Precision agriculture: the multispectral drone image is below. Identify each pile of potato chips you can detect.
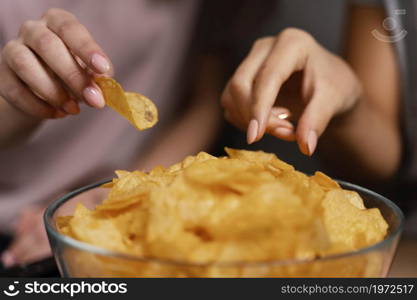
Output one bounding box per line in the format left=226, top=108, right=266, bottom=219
left=57, top=148, right=389, bottom=277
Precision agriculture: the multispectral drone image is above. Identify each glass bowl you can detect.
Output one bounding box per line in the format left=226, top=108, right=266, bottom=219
left=44, top=179, right=404, bottom=277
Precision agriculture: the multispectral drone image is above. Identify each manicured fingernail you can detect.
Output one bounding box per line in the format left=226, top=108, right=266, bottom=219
left=91, top=53, right=110, bottom=74
left=307, top=130, right=317, bottom=156
left=279, top=121, right=294, bottom=130
left=54, top=110, right=66, bottom=119
left=62, top=101, right=80, bottom=115
left=247, top=119, right=259, bottom=144
left=83, top=87, right=105, bottom=108
left=255, top=113, right=268, bottom=142
left=1, top=251, right=16, bottom=268
left=274, top=127, right=293, bottom=136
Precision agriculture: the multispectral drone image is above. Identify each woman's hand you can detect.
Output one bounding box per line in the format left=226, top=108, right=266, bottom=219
left=1, top=205, right=50, bottom=267
left=1, top=188, right=108, bottom=267
left=0, top=8, right=112, bottom=120
left=221, top=28, right=362, bottom=155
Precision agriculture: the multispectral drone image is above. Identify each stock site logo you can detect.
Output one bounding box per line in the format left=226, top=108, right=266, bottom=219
left=371, top=9, right=407, bottom=43
left=3, top=281, right=20, bottom=297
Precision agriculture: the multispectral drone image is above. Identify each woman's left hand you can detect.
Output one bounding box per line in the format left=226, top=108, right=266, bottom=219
left=1, top=205, right=50, bottom=267
left=221, top=28, right=362, bottom=155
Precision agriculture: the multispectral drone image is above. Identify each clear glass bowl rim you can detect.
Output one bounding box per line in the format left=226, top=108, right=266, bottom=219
left=44, top=179, right=405, bottom=268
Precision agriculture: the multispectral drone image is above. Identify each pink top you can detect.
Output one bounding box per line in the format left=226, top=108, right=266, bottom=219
left=0, top=0, right=199, bottom=233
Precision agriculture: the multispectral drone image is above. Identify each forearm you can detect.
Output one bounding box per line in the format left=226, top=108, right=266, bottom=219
left=318, top=5, right=401, bottom=183
left=0, top=96, right=41, bottom=148
left=319, top=96, right=401, bottom=182
left=136, top=56, right=223, bottom=171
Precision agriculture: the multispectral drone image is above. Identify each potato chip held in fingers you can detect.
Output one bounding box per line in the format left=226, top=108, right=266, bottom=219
left=95, top=77, right=158, bottom=130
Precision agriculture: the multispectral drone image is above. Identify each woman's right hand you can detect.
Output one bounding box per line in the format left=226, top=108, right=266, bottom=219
left=0, top=8, right=112, bottom=119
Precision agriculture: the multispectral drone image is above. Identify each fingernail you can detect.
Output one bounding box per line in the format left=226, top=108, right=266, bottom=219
left=255, top=113, right=268, bottom=142
left=54, top=110, right=66, bottom=119
left=83, top=87, right=105, bottom=108
left=307, top=130, right=317, bottom=156
left=1, top=251, right=16, bottom=268
left=280, top=121, right=294, bottom=130
left=62, top=101, right=80, bottom=115
left=274, top=127, right=293, bottom=136
left=91, top=53, right=110, bottom=74
left=247, top=119, right=259, bottom=144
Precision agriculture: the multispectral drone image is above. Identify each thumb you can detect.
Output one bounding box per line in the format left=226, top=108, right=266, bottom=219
left=1, top=251, right=16, bottom=268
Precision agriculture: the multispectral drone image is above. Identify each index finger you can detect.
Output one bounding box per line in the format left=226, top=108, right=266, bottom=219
left=43, top=8, right=113, bottom=75
left=252, top=29, right=310, bottom=141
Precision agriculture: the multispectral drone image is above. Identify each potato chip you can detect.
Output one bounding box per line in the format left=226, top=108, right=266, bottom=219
left=68, top=204, right=129, bottom=253
left=321, top=189, right=388, bottom=253
left=95, top=77, right=158, bottom=130
left=225, top=147, right=294, bottom=171
left=311, top=171, right=340, bottom=190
